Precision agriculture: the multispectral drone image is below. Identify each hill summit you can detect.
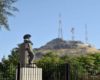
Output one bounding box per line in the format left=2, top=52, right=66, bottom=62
left=35, top=38, right=100, bottom=59
left=40, top=38, right=89, bottom=50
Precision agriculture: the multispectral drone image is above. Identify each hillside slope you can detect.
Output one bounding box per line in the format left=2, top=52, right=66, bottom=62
left=35, top=38, right=100, bottom=59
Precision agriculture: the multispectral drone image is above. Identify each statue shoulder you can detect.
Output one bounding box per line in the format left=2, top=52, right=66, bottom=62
left=18, top=43, right=25, bottom=48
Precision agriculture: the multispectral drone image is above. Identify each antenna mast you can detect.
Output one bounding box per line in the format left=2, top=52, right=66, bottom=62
left=85, top=24, right=88, bottom=43
left=71, top=27, right=75, bottom=41
left=58, top=13, right=63, bottom=39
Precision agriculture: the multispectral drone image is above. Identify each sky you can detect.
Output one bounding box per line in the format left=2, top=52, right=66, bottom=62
left=0, top=0, right=100, bottom=60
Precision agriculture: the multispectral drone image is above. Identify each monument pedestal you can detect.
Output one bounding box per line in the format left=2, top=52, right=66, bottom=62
left=16, top=67, right=42, bottom=80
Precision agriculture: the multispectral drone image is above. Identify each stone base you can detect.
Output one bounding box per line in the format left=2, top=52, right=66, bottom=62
left=16, top=67, right=42, bottom=80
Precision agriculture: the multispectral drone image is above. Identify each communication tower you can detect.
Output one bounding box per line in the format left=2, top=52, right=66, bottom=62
left=85, top=24, right=88, bottom=43
left=71, top=27, right=75, bottom=41
left=58, top=13, right=63, bottom=40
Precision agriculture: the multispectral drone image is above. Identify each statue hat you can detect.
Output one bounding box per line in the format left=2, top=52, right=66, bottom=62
left=23, top=34, right=31, bottom=39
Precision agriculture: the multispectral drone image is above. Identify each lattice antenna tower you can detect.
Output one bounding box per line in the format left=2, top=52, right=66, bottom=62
left=71, top=27, right=75, bottom=41
left=58, top=13, right=63, bottom=40
left=85, top=24, right=88, bottom=43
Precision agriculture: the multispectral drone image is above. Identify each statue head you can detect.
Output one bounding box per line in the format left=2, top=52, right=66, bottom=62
left=23, top=34, right=31, bottom=40
left=23, top=34, right=33, bottom=45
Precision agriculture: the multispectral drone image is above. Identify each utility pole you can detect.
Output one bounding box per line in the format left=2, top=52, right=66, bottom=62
left=58, top=13, right=63, bottom=40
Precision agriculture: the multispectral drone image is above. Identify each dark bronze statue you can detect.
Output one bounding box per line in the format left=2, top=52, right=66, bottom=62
left=19, top=34, right=34, bottom=67
left=23, top=34, right=34, bottom=65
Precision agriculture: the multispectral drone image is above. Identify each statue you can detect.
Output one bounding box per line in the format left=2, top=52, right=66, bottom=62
left=18, top=34, right=34, bottom=67
left=16, top=34, right=42, bottom=80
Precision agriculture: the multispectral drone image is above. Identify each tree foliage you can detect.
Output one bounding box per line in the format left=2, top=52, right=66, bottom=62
left=0, top=0, right=18, bottom=30
left=36, top=52, right=100, bottom=80
left=0, top=48, right=100, bottom=80
left=0, top=48, right=19, bottom=80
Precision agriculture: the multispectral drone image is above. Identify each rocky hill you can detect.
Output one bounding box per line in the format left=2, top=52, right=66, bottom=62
left=39, top=38, right=85, bottom=49
left=35, top=38, right=100, bottom=59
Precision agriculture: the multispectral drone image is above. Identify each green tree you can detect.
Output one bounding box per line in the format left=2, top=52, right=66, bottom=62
left=0, top=48, right=19, bottom=80
left=0, top=0, right=18, bottom=30
left=0, top=47, right=100, bottom=80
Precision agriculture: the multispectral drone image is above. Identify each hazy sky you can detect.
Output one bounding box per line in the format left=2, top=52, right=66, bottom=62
left=0, top=0, right=100, bottom=60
